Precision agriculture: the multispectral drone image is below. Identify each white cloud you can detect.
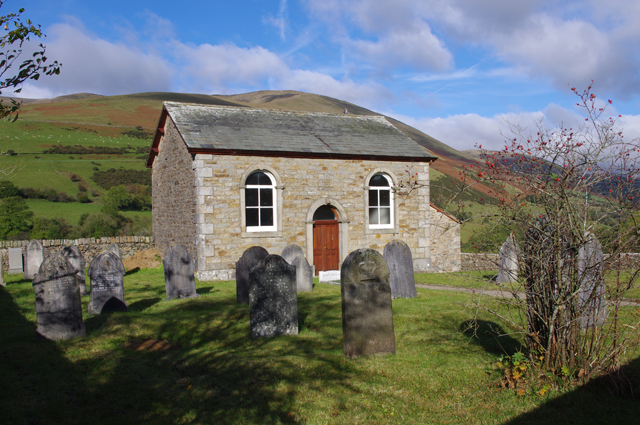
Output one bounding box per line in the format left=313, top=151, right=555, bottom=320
left=264, top=0, right=289, bottom=41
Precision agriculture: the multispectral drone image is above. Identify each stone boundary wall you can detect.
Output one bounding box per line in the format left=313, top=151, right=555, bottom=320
left=1, top=236, right=154, bottom=272
left=461, top=252, right=640, bottom=271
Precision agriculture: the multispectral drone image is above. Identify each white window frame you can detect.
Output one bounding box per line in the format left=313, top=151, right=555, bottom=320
left=368, top=173, right=394, bottom=230
left=245, top=171, right=277, bottom=233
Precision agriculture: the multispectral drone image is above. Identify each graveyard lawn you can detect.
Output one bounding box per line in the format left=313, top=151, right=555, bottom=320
left=1, top=269, right=640, bottom=424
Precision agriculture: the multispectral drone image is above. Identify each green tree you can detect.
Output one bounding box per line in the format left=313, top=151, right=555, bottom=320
left=0, top=195, right=32, bottom=239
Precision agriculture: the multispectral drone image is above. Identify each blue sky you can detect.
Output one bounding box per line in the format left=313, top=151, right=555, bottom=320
left=7, top=0, right=640, bottom=151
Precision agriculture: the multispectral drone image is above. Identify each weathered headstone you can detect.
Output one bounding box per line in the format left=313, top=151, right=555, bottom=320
left=24, top=239, right=44, bottom=280
left=32, top=253, right=85, bottom=340
left=249, top=255, right=298, bottom=339
left=61, top=245, right=87, bottom=295
left=88, top=251, right=127, bottom=315
left=0, top=256, right=4, bottom=287
left=281, top=244, right=305, bottom=265
left=164, top=245, right=200, bottom=300
left=577, top=233, right=606, bottom=328
left=236, top=246, right=269, bottom=304
left=341, top=248, right=395, bottom=358
left=383, top=240, right=417, bottom=299
left=106, top=243, right=122, bottom=259
left=8, top=247, right=23, bottom=274
left=496, top=233, right=521, bottom=284
left=319, top=270, right=340, bottom=284
left=292, top=255, right=313, bottom=292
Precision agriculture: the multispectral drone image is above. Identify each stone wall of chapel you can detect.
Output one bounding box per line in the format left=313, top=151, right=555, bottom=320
left=429, top=206, right=461, bottom=272
left=192, top=154, right=431, bottom=281
left=152, top=119, right=197, bottom=259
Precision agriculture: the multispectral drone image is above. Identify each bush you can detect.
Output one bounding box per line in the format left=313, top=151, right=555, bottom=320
left=0, top=181, right=20, bottom=198
left=0, top=196, right=33, bottom=240
left=92, top=168, right=151, bottom=190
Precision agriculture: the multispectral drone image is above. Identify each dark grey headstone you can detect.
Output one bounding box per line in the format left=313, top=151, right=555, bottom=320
left=236, top=246, right=269, bottom=304
left=32, top=253, right=85, bottom=340
left=164, top=245, right=200, bottom=300
left=578, top=233, right=606, bottom=328
left=8, top=247, right=23, bottom=274
left=281, top=244, right=305, bottom=265
left=249, top=255, right=298, bottom=339
left=292, top=255, right=313, bottom=292
left=341, top=248, right=395, bottom=358
left=106, top=243, right=122, bottom=259
left=496, top=233, right=520, bottom=284
left=61, top=245, right=87, bottom=295
left=24, top=239, right=44, bottom=280
left=88, top=251, right=127, bottom=315
left=383, top=240, right=417, bottom=299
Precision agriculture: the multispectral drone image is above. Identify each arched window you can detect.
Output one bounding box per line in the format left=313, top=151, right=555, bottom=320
left=368, top=173, right=393, bottom=229
left=245, top=171, right=277, bottom=232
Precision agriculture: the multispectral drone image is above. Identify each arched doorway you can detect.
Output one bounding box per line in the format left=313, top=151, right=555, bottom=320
left=313, top=205, right=340, bottom=272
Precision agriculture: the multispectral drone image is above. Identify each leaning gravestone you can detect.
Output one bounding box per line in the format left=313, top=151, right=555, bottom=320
left=164, top=245, right=200, bottom=300
left=88, top=251, right=127, bottom=315
left=236, top=246, right=269, bottom=304
left=292, top=255, right=313, bottom=292
left=32, top=253, right=85, bottom=340
left=249, top=255, right=298, bottom=339
left=496, top=233, right=521, bottom=284
left=24, top=239, right=44, bottom=280
left=106, top=243, right=122, bottom=259
left=281, top=244, right=305, bottom=265
left=341, top=248, right=395, bottom=358
left=61, top=245, right=87, bottom=295
left=8, top=247, right=23, bottom=274
left=578, top=233, right=606, bottom=328
left=383, top=240, right=417, bottom=299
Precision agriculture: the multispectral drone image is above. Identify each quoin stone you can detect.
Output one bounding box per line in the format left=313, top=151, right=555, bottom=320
left=578, top=233, right=607, bottom=328
left=32, top=253, right=85, bottom=340
left=164, top=245, right=200, bottom=300
left=249, top=255, right=298, bottom=339
left=292, top=255, right=313, bottom=292
left=281, top=244, right=305, bottom=265
left=61, top=245, right=87, bottom=295
left=88, top=251, right=127, bottom=315
left=496, top=233, right=520, bottom=284
left=8, top=247, right=23, bottom=274
left=341, top=248, right=395, bottom=358
left=236, top=246, right=269, bottom=304
left=106, top=243, right=122, bottom=259
left=24, top=239, right=44, bottom=280
left=383, top=240, right=417, bottom=299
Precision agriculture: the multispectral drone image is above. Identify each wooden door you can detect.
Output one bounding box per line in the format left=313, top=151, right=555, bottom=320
left=313, top=220, right=339, bottom=272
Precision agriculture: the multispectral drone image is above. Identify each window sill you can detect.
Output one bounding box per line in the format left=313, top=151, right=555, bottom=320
left=241, top=231, right=283, bottom=238
left=365, top=227, right=398, bottom=235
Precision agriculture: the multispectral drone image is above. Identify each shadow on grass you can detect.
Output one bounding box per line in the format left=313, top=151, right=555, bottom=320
left=125, top=267, right=141, bottom=276
left=196, top=285, right=216, bottom=295
left=127, top=297, right=161, bottom=312
left=459, top=319, right=522, bottom=355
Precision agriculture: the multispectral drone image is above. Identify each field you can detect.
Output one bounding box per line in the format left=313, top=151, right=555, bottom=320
left=2, top=269, right=639, bottom=424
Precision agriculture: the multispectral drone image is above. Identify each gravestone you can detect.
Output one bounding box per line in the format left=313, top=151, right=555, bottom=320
left=319, top=270, right=340, bottom=284
left=341, top=248, right=395, bottom=358
left=578, top=233, right=606, bottom=328
left=0, top=256, right=4, bottom=287
left=383, top=240, right=417, bottom=299
left=8, top=247, right=23, bottom=274
left=236, top=246, right=269, bottom=304
left=292, top=255, right=313, bottom=292
left=32, top=253, right=85, bottom=340
left=249, top=255, right=298, bottom=339
left=24, top=239, right=44, bottom=280
left=106, top=243, right=122, bottom=259
left=496, top=233, right=521, bottom=284
left=164, top=245, right=200, bottom=300
left=281, top=244, right=305, bottom=265
left=88, top=251, right=127, bottom=315
left=61, top=245, right=87, bottom=295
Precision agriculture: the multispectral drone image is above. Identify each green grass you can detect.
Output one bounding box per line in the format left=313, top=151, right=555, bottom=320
left=2, top=269, right=639, bottom=424
left=25, top=199, right=152, bottom=224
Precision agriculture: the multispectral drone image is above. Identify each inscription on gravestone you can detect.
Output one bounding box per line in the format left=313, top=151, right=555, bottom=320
left=578, top=233, right=606, bottom=328
left=236, top=246, right=269, bottom=304
left=341, top=248, right=395, bottom=358
left=249, top=255, right=298, bottom=339
left=32, top=253, right=85, bottom=340
left=383, top=240, right=417, bottom=299
left=8, top=247, right=23, bottom=274
left=281, top=244, right=305, bottom=265
left=24, top=239, right=44, bottom=280
left=88, top=251, right=127, bottom=315
left=292, top=255, right=313, bottom=292
left=61, top=245, right=87, bottom=295
left=164, top=245, right=200, bottom=300
left=496, top=233, right=520, bottom=284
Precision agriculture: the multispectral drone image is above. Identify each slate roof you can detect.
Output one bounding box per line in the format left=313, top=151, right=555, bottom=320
left=151, top=102, right=436, bottom=163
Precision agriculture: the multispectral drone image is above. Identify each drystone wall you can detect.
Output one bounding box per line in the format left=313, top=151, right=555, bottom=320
left=460, top=252, right=640, bottom=272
